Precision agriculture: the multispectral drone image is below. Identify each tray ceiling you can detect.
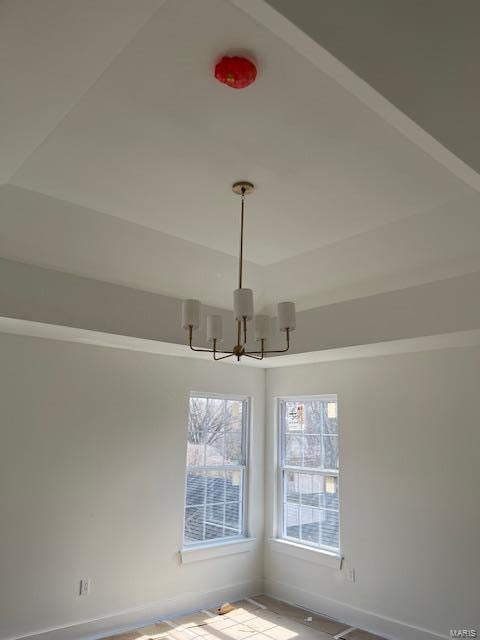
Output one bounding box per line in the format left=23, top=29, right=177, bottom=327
left=1, top=0, right=479, bottom=310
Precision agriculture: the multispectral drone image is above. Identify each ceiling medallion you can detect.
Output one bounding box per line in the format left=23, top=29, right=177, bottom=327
left=182, top=182, right=296, bottom=362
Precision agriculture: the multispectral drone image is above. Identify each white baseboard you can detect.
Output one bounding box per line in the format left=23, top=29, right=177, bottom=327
left=10, top=579, right=262, bottom=640
left=264, top=577, right=449, bottom=640
left=9, top=576, right=450, bottom=640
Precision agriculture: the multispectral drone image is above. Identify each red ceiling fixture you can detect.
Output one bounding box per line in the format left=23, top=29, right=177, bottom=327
left=214, top=55, right=257, bottom=89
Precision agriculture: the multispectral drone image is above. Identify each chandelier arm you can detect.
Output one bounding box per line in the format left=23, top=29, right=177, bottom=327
left=188, top=326, right=212, bottom=352
left=188, top=344, right=223, bottom=353
left=244, top=352, right=264, bottom=360
left=188, top=327, right=233, bottom=354
left=213, top=351, right=235, bottom=361
left=213, top=338, right=235, bottom=360
left=249, top=330, right=291, bottom=354
left=244, top=338, right=265, bottom=358
left=264, top=329, right=290, bottom=353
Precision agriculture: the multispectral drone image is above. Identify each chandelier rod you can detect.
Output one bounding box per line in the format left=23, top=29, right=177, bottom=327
left=238, top=187, right=245, bottom=289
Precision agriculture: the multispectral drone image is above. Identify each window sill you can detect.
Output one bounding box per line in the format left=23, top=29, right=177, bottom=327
left=268, top=538, right=342, bottom=569
left=180, top=537, right=256, bottom=564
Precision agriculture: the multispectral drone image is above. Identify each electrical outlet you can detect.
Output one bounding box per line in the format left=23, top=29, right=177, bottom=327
left=79, top=578, right=90, bottom=596
left=346, top=565, right=356, bottom=583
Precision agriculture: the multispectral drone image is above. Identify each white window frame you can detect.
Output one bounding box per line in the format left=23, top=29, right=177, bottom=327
left=182, top=391, right=250, bottom=548
left=277, top=395, right=340, bottom=555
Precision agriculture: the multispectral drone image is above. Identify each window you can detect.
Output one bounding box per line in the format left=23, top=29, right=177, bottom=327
left=278, top=396, right=340, bottom=553
left=183, top=393, right=249, bottom=546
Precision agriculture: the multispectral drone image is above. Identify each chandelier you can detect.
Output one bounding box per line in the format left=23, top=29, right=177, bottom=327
left=181, top=181, right=296, bottom=361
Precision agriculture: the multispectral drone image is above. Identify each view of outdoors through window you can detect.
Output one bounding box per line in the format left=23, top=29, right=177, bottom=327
left=184, top=395, right=247, bottom=545
left=280, top=397, right=339, bottom=552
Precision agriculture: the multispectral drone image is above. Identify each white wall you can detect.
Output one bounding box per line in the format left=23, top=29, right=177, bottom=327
left=0, top=333, right=265, bottom=640
left=265, top=346, right=480, bottom=639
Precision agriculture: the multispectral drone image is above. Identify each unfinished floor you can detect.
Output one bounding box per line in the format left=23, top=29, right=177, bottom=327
left=103, top=595, right=384, bottom=640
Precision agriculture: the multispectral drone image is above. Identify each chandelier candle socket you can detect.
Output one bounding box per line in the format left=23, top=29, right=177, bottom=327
left=182, top=181, right=296, bottom=361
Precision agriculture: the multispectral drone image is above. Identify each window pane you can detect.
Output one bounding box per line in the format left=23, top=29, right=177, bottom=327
left=206, top=503, right=224, bottom=526
left=186, top=471, right=205, bottom=506
left=324, top=405, right=338, bottom=434
left=224, top=526, right=240, bottom=538
left=285, top=434, right=303, bottom=466
left=225, top=502, right=240, bottom=530
left=286, top=471, right=300, bottom=504
left=205, top=398, right=226, bottom=433
left=205, top=523, right=224, bottom=539
left=225, top=400, right=243, bottom=432
left=324, top=475, right=339, bottom=510
left=186, top=444, right=204, bottom=467
left=225, top=469, right=241, bottom=502
left=322, top=435, right=339, bottom=470
left=301, top=507, right=319, bottom=544
left=187, top=397, right=207, bottom=466
left=300, top=472, right=321, bottom=507
left=206, top=470, right=225, bottom=503
left=224, top=432, right=242, bottom=465
left=286, top=402, right=305, bottom=431
left=205, top=432, right=224, bottom=465
left=184, top=506, right=204, bottom=543
left=285, top=503, right=299, bottom=538
left=302, top=399, right=339, bottom=435
left=320, top=509, right=340, bottom=549
left=303, top=435, right=321, bottom=467
left=304, top=401, right=322, bottom=433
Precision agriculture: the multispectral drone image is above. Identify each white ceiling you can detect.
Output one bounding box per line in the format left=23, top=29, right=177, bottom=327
left=1, top=0, right=479, bottom=311
left=0, top=0, right=162, bottom=184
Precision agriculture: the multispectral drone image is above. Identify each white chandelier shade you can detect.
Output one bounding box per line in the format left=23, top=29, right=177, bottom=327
left=181, top=182, right=296, bottom=361
left=278, top=301, right=296, bottom=332
left=233, top=288, right=254, bottom=321
left=254, top=314, right=270, bottom=341
left=206, top=314, right=223, bottom=343
left=182, top=299, right=201, bottom=330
